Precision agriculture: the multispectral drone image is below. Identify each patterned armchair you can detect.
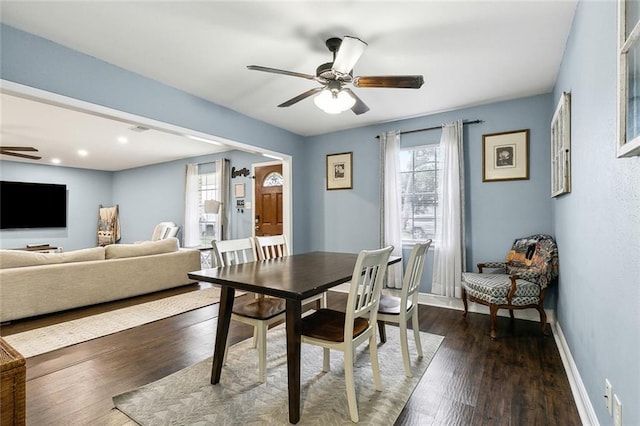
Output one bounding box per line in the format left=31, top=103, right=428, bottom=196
left=461, top=234, right=559, bottom=340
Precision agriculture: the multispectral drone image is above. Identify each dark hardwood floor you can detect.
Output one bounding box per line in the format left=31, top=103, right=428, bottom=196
left=1, top=284, right=581, bottom=425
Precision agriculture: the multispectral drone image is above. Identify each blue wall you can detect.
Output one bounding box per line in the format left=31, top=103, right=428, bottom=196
left=2, top=7, right=640, bottom=423
left=0, top=24, right=311, bottom=252
left=305, top=94, right=553, bottom=294
left=0, top=162, right=113, bottom=250
left=552, top=2, right=640, bottom=424
left=0, top=149, right=268, bottom=250
left=112, top=150, right=269, bottom=245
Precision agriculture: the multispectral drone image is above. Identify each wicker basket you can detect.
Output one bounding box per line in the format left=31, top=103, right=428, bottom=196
left=0, top=337, right=26, bottom=426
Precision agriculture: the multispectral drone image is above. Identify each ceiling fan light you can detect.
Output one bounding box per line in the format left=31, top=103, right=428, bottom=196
left=314, top=89, right=355, bottom=114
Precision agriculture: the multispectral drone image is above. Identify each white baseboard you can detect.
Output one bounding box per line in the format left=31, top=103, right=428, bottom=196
left=552, top=322, right=599, bottom=426
left=415, top=292, right=556, bottom=324
left=333, top=285, right=594, bottom=425
left=333, top=285, right=555, bottom=323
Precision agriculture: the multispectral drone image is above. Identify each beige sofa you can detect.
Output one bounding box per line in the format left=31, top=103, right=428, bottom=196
left=0, top=238, right=202, bottom=322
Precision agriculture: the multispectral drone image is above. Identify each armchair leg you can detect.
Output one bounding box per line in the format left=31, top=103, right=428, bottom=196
left=489, top=304, right=499, bottom=340
left=537, top=303, right=549, bottom=336
left=461, top=287, right=468, bottom=317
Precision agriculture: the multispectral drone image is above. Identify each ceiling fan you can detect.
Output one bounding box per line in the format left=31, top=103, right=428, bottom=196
left=247, top=36, right=424, bottom=115
left=1, top=146, right=41, bottom=160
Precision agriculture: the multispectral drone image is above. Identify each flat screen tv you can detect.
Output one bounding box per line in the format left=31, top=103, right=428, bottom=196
left=0, top=181, right=67, bottom=229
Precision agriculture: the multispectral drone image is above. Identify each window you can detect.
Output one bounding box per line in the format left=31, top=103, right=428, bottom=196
left=617, top=0, right=640, bottom=157
left=263, top=171, right=283, bottom=187
left=400, top=145, right=439, bottom=242
left=198, top=172, right=219, bottom=247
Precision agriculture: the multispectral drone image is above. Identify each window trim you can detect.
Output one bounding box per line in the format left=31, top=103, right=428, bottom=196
left=617, top=0, right=640, bottom=157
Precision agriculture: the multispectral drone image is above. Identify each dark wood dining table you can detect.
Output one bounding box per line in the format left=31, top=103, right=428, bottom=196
left=187, top=251, right=400, bottom=424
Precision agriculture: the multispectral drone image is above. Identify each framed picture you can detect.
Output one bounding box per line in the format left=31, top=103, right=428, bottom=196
left=326, top=152, right=353, bottom=190
left=234, top=183, right=245, bottom=198
left=482, top=129, right=529, bottom=182
left=551, top=92, right=571, bottom=197
left=616, top=0, right=640, bottom=157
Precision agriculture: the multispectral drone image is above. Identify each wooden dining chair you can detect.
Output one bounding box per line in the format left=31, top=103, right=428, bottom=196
left=254, top=235, right=327, bottom=309
left=377, top=240, right=431, bottom=377
left=300, top=245, right=393, bottom=423
left=212, top=237, right=285, bottom=383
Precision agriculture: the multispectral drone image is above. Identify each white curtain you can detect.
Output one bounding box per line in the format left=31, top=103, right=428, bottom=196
left=380, top=131, right=403, bottom=288
left=183, top=163, right=200, bottom=247
left=215, top=159, right=231, bottom=240
left=432, top=120, right=466, bottom=297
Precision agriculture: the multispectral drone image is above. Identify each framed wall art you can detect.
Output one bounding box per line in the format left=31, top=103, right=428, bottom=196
left=616, top=0, right=640, bottom=157
left=326, top=152, right=353, bottom=190
left=234, top=183, right=245, bottom=198
left=551, top=92, right=571, bottom=197
left=482, top=129, right=529, bottom=182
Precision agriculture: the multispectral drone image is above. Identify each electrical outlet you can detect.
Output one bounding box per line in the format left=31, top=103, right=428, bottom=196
left=613, top=394, right=622, bottom=426
left=605, top=379, right=613, bottom=415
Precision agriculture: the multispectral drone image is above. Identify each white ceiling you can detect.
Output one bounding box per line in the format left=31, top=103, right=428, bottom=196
left=1, top=92, right=229, bottom=171
left=0, top=0, right=577, bottom=170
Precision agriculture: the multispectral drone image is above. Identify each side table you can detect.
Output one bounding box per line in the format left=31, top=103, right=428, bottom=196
left=0, top=337, right=26, bottom=426
left=182, top=245, right=214, bottom=268
left=13, top=245, right=59, bottom=253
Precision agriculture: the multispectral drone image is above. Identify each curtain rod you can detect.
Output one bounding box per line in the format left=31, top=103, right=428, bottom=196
left=375, top=119, right=483, bottom=138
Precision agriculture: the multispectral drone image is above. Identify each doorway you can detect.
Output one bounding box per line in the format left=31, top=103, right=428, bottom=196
left=254, top=163, right=283, bottom=236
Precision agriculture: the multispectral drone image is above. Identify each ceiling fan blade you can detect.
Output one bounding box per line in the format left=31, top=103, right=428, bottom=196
left=1, top=150, right=42, bottom=160
left=0, top=146, right=39, bottom=152
left=278, top=87, right=325, bottom=108
left=353, top=75, right=424, bottom=89
left=247, top=65, right=319, bottom=81
left=343, top=88, right=370, bottom=115
left=332, top=36, right=367, bottom=75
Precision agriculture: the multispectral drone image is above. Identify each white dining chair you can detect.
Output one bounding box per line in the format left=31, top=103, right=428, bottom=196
left=300, top=245, right=393, bottom=423
left=377, top=240, right=431, bottom=377
left=254, top=235, right=327, bottom=309
left=212, top=237, right=285, bottom=383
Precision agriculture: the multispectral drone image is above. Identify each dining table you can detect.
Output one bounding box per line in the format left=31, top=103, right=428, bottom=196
left=187, top=250, right=400, bottom=424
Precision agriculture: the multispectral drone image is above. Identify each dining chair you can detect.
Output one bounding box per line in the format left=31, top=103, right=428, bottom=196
left=300, top=245, right=393, bottom=423
left=212, top=237, right=285, bottom=383
left=254, top=235, right=327, bottom=309
left=377, top=240, right=431, bottom=377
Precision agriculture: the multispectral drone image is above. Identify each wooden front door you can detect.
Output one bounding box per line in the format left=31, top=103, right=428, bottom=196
left=254, top=163, right=283, bottom=236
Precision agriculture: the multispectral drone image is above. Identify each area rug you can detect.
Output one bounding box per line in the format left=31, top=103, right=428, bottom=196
left=4, top=287, right=223, bottom=358
left=113, top=325, right=444, bottom=425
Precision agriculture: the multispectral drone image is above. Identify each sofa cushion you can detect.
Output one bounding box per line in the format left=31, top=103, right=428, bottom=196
left=0, top=247, right=106, bottom=269
left=105, top=237, right=179, bottom=259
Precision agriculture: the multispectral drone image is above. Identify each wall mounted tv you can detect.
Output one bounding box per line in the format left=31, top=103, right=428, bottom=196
left=0, top=181, right=68, bottom=229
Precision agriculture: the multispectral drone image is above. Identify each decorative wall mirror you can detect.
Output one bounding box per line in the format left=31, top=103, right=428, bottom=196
left=551, top=91, right=571, bottom=197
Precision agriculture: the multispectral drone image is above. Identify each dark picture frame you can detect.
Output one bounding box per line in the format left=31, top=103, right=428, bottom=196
left=482, top=129, right=529, bottom=182
left=326, top=152, right=353, bottom=190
